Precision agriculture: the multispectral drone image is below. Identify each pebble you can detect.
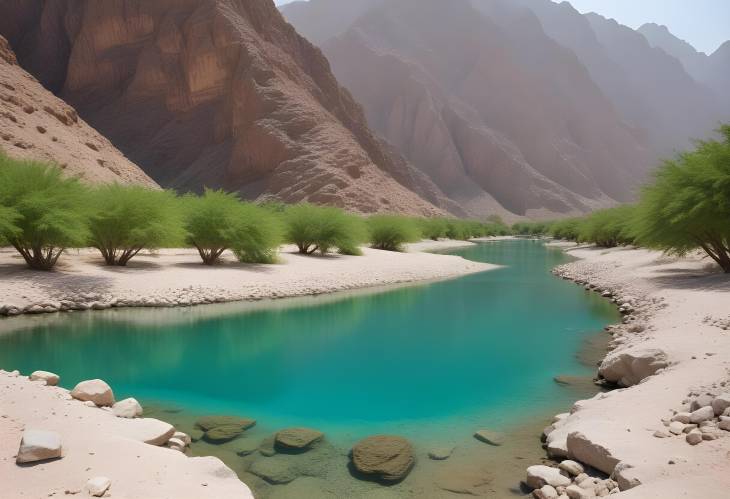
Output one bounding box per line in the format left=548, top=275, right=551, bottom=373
left=85, top=477, right=111, bottom=497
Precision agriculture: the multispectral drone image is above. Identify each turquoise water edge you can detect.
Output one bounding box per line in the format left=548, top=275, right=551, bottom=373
left=0, top=240, right=619, bottom=496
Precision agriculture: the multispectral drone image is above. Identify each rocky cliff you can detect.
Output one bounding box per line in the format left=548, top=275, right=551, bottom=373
left=0, top=0, right=451, bottom=216
left=287, top=0, right=651, bottom=218
left=0, top=35, right=157, bottom=187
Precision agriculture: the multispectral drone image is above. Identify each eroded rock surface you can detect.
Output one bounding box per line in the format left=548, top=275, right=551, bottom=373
left=351, top=435, right=414, bottom=482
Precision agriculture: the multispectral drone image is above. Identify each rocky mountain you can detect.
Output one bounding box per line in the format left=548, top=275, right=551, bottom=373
left=285, top=0, right=653, bottom=218
left=0, top=0, right=452, bottom=216
left=0, top=35, right=157, bottom=187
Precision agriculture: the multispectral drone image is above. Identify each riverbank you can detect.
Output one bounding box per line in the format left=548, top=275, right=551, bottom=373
left=525, top=244, right=730, bottom=498
left=0, top=239, right=494, bottom=317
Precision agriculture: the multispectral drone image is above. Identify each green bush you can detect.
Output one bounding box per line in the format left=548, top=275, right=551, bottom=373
left=0, top=154, right=89, bottom=270
left=511, top=221, right=550, bottom=236
left=367, top=215, right=421, bottom=251
left=88, top=185, right=183, bottom=266
left=630, top=125, right=730, bottom=272
left=577, top=206, right=636, bottom=247
left=284, top=203, right=366, bottom=255
left=182, top=189, right=281, bottom=265
left=550, top=218, right=581, bottom=241
left=418, top=217, right=449, bottom=240
left=445, top=219, right=473, bottom=240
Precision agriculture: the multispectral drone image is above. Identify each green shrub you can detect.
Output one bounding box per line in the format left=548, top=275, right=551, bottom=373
left=577, top=206, right=636, bottom=247
left=445, top=219, right=472, bottom=240
left=367, top=215, right=421, bottom=251
left=511, top=221, right=550, bottom=236
left=550, top=218, right=581, bottom=241
left=182, top=189, right=281, bottom=265
left=88, top=185, right=183, bottom=266
left=418, top=217, right=449, bottom=240
left=630, top=125, right=730, bottom=272
left=0, top=154, right=89, bottom=270
left=284, top=203, right=366, bottom=255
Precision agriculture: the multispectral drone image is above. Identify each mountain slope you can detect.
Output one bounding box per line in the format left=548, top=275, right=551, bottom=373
left=0, top=35, right=157, bottom=187
left=0, top=0, right=452, bottom=216
left=289, top=0, right=651, bottom=218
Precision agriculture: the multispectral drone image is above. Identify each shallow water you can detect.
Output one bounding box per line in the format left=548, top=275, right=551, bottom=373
left=0, top=240, right=618, bottom=497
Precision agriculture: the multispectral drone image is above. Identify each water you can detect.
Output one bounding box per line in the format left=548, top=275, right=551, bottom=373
left=0, top=240, right=618, bottom=496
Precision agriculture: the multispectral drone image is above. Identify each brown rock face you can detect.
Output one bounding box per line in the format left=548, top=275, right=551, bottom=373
left=287, top=0, right=653, bottom=218
left=0, top=0, right=451, bottom=216
left=0, top=35, right=156, bottom=187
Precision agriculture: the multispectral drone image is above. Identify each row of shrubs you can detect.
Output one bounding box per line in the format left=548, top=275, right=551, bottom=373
left=511, top=125, right=730, bottom=273
left=0, top=154, right=511, bottom=270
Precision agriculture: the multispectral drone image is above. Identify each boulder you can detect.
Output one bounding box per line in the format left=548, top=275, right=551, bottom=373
left=598, top=348, right=668, bottom=387
left=275, top=428, right=324, bottom=450
left=351, top=435, right=414, bottom=482
left=525, top=465, right=571, bottom=489
left=534, top=485, right=559, bottom=499
left=668, top=421, right=686, bottom=435
left=689, top=406, right=714, bottom=424
left=474, top=429, right=504, bottom=446
left=16, top=429, right=62, bottom=463
left=173, top=431, right=191, bottom=446
left=231, top=438, right=260, bottom=456
left=686, top=429, right=703, bottom=445
left=711, top=393, right=730, bottom=416
left=70, top=379, right=115, bottom=407
left=671, top=412, right=691, bottom=424
left=719, top=418, right=730, bottom=431
left=85, top=476, right=111, bottom=497
left=29, top=371, right=59, bottom=386
left=566, top=432, right=619, bottom=475
left=690, top=394, right=714, bottom=411
left=249, top=457, right=297, bottom=484
left=204, top=424, right=244, bottom=443
left=120, top=418, right=175, bottom=446
left=611, top=462, right=641, bottom=491
left=195, top=415, right=256, bottom=431
left=558, top=460, right=584, bottom=477
left=565, top=484, right=591, bottom=499
left=112, top=398, right=143, bottom=418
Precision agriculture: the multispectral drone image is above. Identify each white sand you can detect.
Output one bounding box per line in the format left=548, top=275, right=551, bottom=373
left=0, top=240, right=494, bottom=315
left=541, top=245, right=730, bottom=497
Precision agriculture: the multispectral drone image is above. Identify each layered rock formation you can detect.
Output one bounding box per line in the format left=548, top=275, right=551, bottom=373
left=0, top=35, right=157, bottom=187
left=0, top=0, right=451, bottom=216
left=286, top=0, right=652, bottom=218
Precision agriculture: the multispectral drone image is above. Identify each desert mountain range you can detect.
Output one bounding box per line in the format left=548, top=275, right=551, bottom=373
left=0, top=0, right=727, bottom=219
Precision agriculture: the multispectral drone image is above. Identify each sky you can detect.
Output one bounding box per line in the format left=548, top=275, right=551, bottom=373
left=274, top=0, right=730, bottom=55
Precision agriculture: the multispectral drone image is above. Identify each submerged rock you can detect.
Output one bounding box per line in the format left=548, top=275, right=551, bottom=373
left=195, top=415, right=256, bottom=444
left=275, top=428, right=324, bottom=451
left=16, top=429, right=62, bottom=464
left=249, top=457, right=297, bottom=484
left=70, top=379, right=115, bottom=407
left=204, top=425, right=245, bottom=443
left=428, top=447, right=454, bottom=460
left=474, top=429, right=504, bottom=446
left=268, top=477, right=338, bottom=499
left=351, top=435, right=414, bottom=482
left=231, top=438, right=260, bottom=456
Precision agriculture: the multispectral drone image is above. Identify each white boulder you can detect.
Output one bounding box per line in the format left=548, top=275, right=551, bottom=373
left=598, top=348, right=668, bottom=387
left=534, top=484, right=559, bottom=499
left=112, top=398, right=143, bottom=418
left=668, top=421, right=685, bottom=435
left=558, top=460, right=584, bottom=477
left=173, top=431, right=192, bottom=446
left=566, top=432, right=619, bottom=475
left=565, top=484, right=591, bottom=499
left=70, top=379, right=115, bottom=407
left=526, top=465, right=572, bottom=490
left=118, top=418, right=176, bottom=446
left=611, top=462, right=641, bottom=491
left=85, top=476, right=111, bottom=497
left=29, top=371, right=60, bottom=386
left=16, top=429, right=62, bottom=464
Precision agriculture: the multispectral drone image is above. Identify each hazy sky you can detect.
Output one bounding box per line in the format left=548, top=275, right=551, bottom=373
left=274, top=0, right=730, bottom=55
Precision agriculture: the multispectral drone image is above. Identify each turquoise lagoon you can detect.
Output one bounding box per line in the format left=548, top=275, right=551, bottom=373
left=0, top=240, right=618, bottom=495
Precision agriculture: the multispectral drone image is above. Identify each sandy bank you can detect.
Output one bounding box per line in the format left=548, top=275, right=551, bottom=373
left=528, top=245, right=730, bottom=498
left=0, top=370, right=253, bottom=499
left=0, top=240, right=495, bottom=317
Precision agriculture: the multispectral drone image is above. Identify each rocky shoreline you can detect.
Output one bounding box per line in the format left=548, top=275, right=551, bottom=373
left=522, top=244, right=730, bottom=498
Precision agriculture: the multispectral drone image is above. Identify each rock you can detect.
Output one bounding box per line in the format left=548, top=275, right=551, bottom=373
left=275, top=428, right=324, bottom=450
left=231, top=438, right=260, bottom=456
left=668, top=421, right=686, bottom=435
left=534, top=484, right=559, bottom=499
left=173, top=431, right=191, bottom=446
left=70, top=379, right=115, bottom=407
left=16, top=429, right=62, bottom=463
left=565, top=484, right=591, bottom=499
left=83, top=401, right=97, bottom=408
left=558, top=460, right=584, bottom=476
left=566, top=432, right=619, bottom=475
left=525, top=465, right=571, bottom=490
left=682, top=424, right=698, bottom=433
left=268, top=477, right=338, bottom=499
left=167, top=437, right=186, bottom=451
left=190, top=428, right=204, bottom=442
left=428, top=447, right=453, bottom=460
left=711, top=393, right=730, bottom=416
left=690, top=394, right=714, bottom=411
left=671, top=412, right=691, bottom=424
left=653, top=430, right=670, bottom=438
left=689, top=406, right=714, bottom=424
left=611, top=462, right=641, bottom=491
left=351, top=435, right=415, bottom=482
left=718, top=418, right=730, bottom=431
left=598, top=348, right=668, bottom=387
left=85, top=476, right=111, bottom=497
left=686, top=429, right=703, bottom=445
left=112, top=398, right=143, bottom=418
left=195, top=415, right=256, bottom=432
left=249, top=457, right=297, bottom=484
left=29, top=371, right=59, bottom=386
left=204, top=425, right=245, bottom=444
left=120, top=418, right=175, bottom=446
left=474, top=429, right=504, bottom=446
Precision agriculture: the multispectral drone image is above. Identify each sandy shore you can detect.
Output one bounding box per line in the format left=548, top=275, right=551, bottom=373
left=528, top=244, right=730, bottom=498
left=0, top=240, right=493, bottom=317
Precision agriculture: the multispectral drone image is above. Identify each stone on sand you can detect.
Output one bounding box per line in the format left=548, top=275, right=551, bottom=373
left=121, top=418, right=176, bottom=446
left=16, top=429, right=62, bottom=463
left=711, top=393, right=730, bottom=416
left=689, top=406, right=714, bottom=424
left=525, top=465, right=571, bottom=489
left=70, top=379, right=115, bottom=407
left=566, top=432, right=619, bottom=475
left=428, top=447, right=454, bottom=460
left=474, top=429, right=504, bottom=446
left=533, top=484, right=559, bottom=499
left=85, top=476, right=111, bottom=497
left=598, top=348, right=668, bottom=387
left=558, top=460, right=584, bottom=476
left=351, top=435, right=414, bottom=482
left=112, top=398, right=143, bottom=418
left=29, top=370, right=59, bottom=386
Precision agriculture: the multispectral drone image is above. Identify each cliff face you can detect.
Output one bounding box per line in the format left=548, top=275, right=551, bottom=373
left=0, top=35, right=157, bottom=187
left=296, top=0, right=651, bottom=217
left=0, top=0, right=452, bottom=216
